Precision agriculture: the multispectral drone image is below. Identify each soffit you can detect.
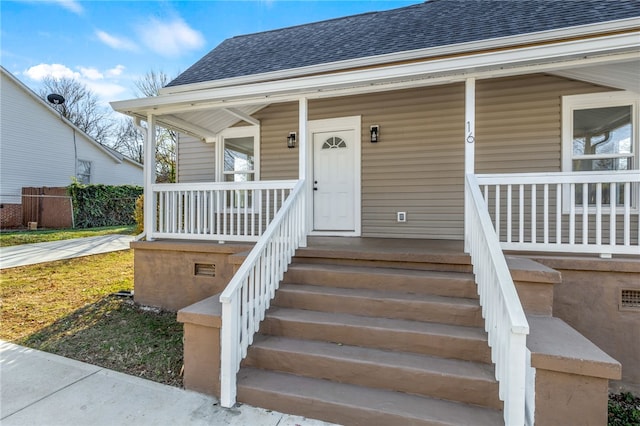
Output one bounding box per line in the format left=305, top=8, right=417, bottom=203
left=550, top=59, right=640, bottom=93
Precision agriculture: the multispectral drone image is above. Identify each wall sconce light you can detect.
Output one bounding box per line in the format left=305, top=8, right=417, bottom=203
left=370, top=125, right=380, bottom=143
left=287, top=132, right=297, bottom=149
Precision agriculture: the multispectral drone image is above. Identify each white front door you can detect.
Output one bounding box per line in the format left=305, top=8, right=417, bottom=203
left=313, top=130, right=356, bottom=231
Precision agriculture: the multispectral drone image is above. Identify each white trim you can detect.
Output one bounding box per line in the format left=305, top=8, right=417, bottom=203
left=561, top=91, right=640, bottom=212
left=216, top=126, right=261, bottom=182
left=159, top=17, right=640, bottom=94
left=111, top=33, right=639, bottom=116
left=307, top=116, right=362, bottom=237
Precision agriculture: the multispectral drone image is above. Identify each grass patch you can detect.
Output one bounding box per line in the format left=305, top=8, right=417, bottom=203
left=0, top=250, right=183, bottom=387
left=609, top=392, right=640, bottom=426
left=0, top=225, right=135, bottom=247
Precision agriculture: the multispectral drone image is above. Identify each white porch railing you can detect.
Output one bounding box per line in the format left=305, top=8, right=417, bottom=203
left=150, top=180, right=298, bottom=241
left=219, top=180, right=306, bottom=408
left=476, top=171, right=639, bottom=256
left=465, top=174, right=530, bottom=426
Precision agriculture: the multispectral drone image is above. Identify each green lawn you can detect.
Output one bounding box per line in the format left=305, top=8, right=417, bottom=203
left=0, top=225, right=135, bottom=247
left=0, top=250, right=183, bottom=387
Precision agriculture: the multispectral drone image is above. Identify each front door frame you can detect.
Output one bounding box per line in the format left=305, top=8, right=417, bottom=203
left=306, top=115, right=362, bottom=236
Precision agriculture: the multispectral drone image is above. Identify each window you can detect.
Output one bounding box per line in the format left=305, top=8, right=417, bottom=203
left=216, top=127, right=259, bottom=209
left=77, top=160, right=92, bottom=184
left=217, top=127, right=259, bottom=182
left=562, top=92, right=639, bottom=208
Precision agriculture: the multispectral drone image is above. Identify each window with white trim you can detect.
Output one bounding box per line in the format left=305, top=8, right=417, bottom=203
left=77, top=159, right=92, bottom=184
left=562, top=92, right=639, bottom=208
left=217, top=127, right=259, bottom=183
left=216, top=126, right=259, bottom=208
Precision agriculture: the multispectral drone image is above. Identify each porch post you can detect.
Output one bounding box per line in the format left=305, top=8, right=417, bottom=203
left=464, top=78, right=476, bottom=253
left=144, top=113, right=157, bottom=241
left=299, top=97, right=308, bottom=247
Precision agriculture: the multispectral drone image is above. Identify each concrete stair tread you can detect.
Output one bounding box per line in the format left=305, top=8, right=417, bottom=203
left=250, top=335, right=496, bottom=383
left=287, top=262, right=474, bottom=281
left=278, top=283, right=480, bottom=307
left=265, top=307, right=488, bottom=341
left=237, top=368, right=503, bottom=426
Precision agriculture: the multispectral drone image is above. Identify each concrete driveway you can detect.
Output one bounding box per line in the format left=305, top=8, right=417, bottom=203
left=0, top=235, right=134, bottom=269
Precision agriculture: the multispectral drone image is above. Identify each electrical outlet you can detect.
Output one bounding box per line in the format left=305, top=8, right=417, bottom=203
left=397, top=212, right=407, bottom=222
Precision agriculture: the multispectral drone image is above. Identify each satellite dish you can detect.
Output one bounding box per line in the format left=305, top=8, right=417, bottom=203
left=47, top=93, right=65, bottom=105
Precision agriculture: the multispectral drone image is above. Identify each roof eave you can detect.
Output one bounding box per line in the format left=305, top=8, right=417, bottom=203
left=110, top=30, right=640, bottom=118
left=159, top=17, right=640, bottom=95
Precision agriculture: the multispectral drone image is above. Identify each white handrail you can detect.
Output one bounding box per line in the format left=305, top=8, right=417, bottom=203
left=476, top=171, right=639, bottom=256
left=219, top=180, right=306, bottom=408
left=466, top=173, right=530, bottom=426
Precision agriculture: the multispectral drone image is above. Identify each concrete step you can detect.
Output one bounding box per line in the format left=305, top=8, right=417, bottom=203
left=283, top=263, right=479, bottom=299
left=243, top=335, right=501, bottom=409
left=273, top=284, right=483, bottom=327
left=259, top=307, right=491, bottom=363
left=237, top=368, right=503, bottom=426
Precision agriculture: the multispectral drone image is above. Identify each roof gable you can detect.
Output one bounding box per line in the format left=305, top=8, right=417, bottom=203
left=168, top=0, right=640, bottom=87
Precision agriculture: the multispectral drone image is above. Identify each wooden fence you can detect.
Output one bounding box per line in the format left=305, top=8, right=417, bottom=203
left=21, top=187, right=73, bottom=229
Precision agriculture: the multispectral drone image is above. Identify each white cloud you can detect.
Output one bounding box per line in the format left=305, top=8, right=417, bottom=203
left=137, top=17, right=205, bottom=57
left=106, top=65, right=126, bottom=77
left=79, top=67, right=104, bottom=80
left=52, top=0, right=83, bottom=14
left=24, top=63, right=79, bottom=81
left=85, top=80, right=128, bottom=102
left=96, top=30, right=139, bottom=52
left=23, top=63, right=131, bottom=104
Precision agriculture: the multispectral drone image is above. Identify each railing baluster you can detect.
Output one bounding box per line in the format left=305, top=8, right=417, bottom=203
left=570, top=184, right=576, bottom=245
left=531, top=184, right=536, bottom=244
left=519, top=184, right=524, bottom=243
left=556, top=183, right=562, bottom=246
left=495, top=185, right=500, bottom=240
left=507, top=185, right=512, bottom=244
left=543, top=184, right=549, bottom=244
left=596, top=183, right=602, bottom=246
left=624, top=182, right=630, bottom=246
left=610, top=183, right=617, bottom=247
left=582, top=183, right=589, bottom=245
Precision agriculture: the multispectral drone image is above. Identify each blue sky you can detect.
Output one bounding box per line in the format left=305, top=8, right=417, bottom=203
left=1, top=0, right=421, bottom=106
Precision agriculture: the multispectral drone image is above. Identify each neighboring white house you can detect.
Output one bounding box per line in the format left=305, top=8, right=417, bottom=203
left=0, top=66, right=143, bottom=227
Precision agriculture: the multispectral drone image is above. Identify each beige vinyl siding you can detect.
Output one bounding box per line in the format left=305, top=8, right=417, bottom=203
left=177, top=133, right=215, bottom=183
left=254, top=102, right=299, bottom=180
left=310, top=84, right=466, bottom=239
left=178, top=73, right=621, bottom=240
left=475, top=74, right=608, bottom=173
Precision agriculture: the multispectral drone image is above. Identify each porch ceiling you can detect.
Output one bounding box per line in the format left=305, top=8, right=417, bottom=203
left=549, top=59, right=640, bottom=93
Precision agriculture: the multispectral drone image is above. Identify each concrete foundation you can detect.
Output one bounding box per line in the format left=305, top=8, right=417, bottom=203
left=131, top=240, right=252, bottom=311
left=527, top=315, right=621, bottom=426
left=532, top=255, right=640, bottom=393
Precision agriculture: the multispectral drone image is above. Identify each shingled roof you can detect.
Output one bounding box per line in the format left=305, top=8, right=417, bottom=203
left=169, top=0, right=640, bottom=88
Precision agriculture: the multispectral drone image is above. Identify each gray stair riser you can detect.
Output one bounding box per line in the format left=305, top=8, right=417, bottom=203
left=237, top=368, right=503, bottom=426
left=243, top=345, right=501, bottom=409
left=259, top=316, right=492, bottom=363
left=283, top=266, right=478, bottom=299
left=273, top=287, right=483, bottom=327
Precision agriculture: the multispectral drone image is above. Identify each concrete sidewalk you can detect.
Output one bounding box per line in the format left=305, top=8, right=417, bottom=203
left=0, top=341, right=334, bottom=426
left=0, top=235, right=134, bottom=269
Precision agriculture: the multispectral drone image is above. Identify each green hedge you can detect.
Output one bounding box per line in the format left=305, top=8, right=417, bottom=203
left=68, top=182, right=143, bottom=228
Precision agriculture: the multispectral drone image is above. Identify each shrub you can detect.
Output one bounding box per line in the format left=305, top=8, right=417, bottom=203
left=133, top=194, right=144, bottom=234
left=609, top=392, right=640, bottom=426
left=68, top=182, right=143, bottom=228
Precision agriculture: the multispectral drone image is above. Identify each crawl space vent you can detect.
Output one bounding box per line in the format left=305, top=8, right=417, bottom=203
left=620, top=289, right=640, bottom=311
left=195, top=263, right=216, bottom=277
